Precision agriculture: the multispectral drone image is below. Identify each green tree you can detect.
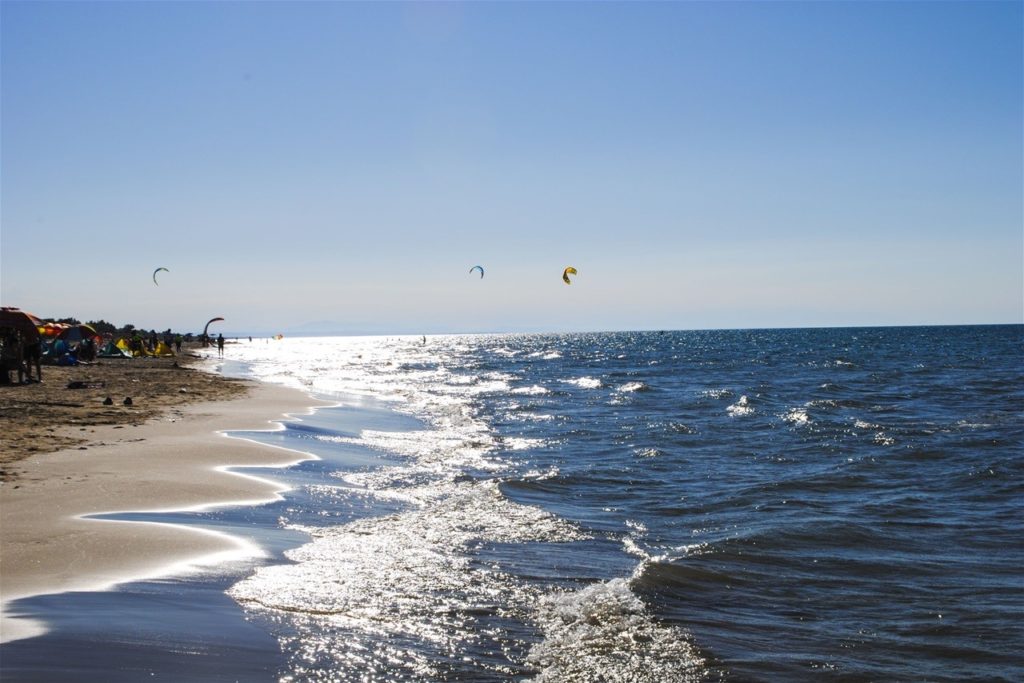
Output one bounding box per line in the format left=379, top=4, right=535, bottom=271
left=86, top=319, right=118, bottom=335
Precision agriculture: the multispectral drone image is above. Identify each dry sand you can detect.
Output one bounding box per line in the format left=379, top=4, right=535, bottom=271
left=0, top=351, right=328, bottom=643
left=0, top=349, right=250, bottom=479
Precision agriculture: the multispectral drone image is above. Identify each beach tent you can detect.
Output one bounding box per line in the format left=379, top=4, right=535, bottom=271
left=152, top=341, right=175, bottom=357
left=55, top=324, right=101, bottom=345
left=117, top=338, right=147, bottom=357
left=99, top=340, right=132, bottom=358
left=115, top=337, right=158, bottom=358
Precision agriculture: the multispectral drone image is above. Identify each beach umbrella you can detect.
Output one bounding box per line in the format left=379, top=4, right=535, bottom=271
left=0, top=307, right=42, bottom=341
left=39, top=322, right=70, bottom=338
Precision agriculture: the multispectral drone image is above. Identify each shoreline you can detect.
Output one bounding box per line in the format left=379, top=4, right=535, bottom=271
left=0, top=369, right=329, bottom=644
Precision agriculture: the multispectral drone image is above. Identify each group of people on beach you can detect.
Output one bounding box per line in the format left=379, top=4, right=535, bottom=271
left=128, top=330, right=185, bottom=355
left=1, top=325, right=227, bottom=384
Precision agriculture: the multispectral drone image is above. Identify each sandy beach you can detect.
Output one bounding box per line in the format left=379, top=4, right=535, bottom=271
left=0, top=352, right=326, bottom=643
left=0, top=350, right=250, bottom=479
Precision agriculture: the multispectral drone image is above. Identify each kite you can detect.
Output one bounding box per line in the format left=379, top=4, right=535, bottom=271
left=153, top=267, right=169, bottom=285
left=202, top=317, right=225, bottom=337
left=469, top=265, right=484, bottom=279
left=562, top=266, right=577, bottom=285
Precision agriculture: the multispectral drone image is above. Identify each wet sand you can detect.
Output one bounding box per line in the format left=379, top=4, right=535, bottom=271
left=0, top=353, right=327, bottom=643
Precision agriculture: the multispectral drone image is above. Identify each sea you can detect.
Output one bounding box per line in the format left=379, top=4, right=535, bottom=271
left=2, top=325, right=1022, bottom=682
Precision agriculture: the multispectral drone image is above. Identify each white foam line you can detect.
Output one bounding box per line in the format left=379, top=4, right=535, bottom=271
left=2, top=518, right=272, bottom=641
left=0, top=609, right=47, bottom=643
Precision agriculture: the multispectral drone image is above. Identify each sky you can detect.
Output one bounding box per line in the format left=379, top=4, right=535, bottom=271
left=2, top=1, right=1021, bottom=335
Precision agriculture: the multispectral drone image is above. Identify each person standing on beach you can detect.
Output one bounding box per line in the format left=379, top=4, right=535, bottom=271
left=23, top=335, right=42, bottom=382
left=2, top=330, right=25, bottom=384
left=217, top=333, right=225, bottom=357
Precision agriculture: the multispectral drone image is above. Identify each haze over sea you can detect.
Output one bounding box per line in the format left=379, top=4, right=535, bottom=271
left=4, top=324, right=1021, bottom=682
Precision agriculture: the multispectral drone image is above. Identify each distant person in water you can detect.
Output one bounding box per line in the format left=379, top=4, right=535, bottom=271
left=217, top=333, right=225, bottom=357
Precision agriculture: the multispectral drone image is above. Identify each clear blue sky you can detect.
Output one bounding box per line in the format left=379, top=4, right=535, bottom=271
left=2, top=1, right=1021, bottom=335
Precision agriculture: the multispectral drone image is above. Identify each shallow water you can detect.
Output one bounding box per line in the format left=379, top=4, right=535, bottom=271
left=3, top=326, right=1022, bottom=682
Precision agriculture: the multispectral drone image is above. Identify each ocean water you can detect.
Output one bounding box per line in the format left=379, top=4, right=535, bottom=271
left=224, top=325, right=1024, bottom=681
left=4, top=325, right=1022, bottom=682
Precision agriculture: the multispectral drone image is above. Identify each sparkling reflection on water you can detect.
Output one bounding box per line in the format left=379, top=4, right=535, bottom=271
left=220, top=328, right=1023, bottom=682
